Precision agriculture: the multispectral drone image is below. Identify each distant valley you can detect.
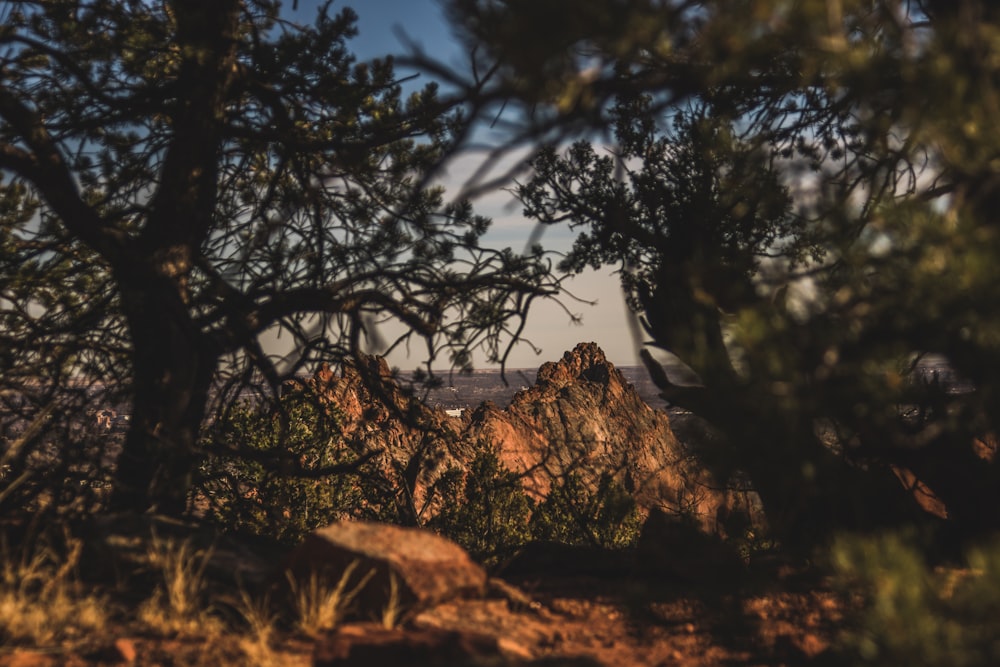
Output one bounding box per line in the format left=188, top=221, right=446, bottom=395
left=403, top=365, right=668, bottom=412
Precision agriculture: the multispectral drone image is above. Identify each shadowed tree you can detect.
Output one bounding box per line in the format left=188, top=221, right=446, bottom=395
left=442, top=0, right=1000, bottom=547
left=0, top=1, right=560, bottom=516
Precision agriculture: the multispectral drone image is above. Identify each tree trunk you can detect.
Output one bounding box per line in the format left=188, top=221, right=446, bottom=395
left=108, top=275, right=215, bottom=515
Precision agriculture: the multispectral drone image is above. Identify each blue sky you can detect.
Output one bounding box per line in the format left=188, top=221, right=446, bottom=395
left=285, top=1, right=639, bottom=369
left=289, top=0, right=459, bottom=64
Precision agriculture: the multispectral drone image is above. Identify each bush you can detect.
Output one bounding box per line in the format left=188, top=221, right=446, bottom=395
left=832, top=532, right=1000, bottom=666
left=530, top=472, right=643, bottom=549
left=200, top=389, right=372, bottom=544
left=429, top=449, right=645, bottom=563
left=427, top=445, right=533, bottom=567
left=202, top=392, right=646, bottom=558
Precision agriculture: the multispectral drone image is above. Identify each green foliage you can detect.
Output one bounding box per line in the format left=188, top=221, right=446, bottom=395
left=445, top=0, right=1000, bottom=547
left=832, top=533, right=1000, bottom=666
left=428, top=445, right=643, bottom=564
left=428, top=445, right=533, bottom=567
left=202, top=389, right=370, bottom=544
left=530, top=472, right=643, bottom=550
left=519, top=100, right=799, bottom=384
left=733, top=527, right=780, bottom=566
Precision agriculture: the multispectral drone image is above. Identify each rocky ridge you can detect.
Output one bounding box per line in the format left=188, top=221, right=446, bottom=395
left=310, top=342, right=760, bottom=536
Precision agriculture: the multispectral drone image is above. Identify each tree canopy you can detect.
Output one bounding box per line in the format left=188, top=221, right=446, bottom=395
left=0, top=0, right=560, bottom=516
left=442, top=0, right=1000, bottom=546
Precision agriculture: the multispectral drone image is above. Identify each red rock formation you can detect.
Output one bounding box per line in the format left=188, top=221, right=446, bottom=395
left=292, top=356, right=466, bottom=522
left=466, top=343, right=760, bottom=536
left=308, top=344, right=761, bottom=537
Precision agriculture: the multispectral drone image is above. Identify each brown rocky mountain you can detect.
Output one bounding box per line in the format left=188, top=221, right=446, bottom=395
left=306, top=342, right=761, bottom=536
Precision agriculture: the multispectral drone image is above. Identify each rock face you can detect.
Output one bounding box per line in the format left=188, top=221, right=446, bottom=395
left=298, top=356, right=469, bottom=521
left=285, top=521, right=487, bottom=617
left=312, top=343, right=761, bottom=536
left=307, top=355, right=461, bottom=456
left=467, top=343, right=756, bottom=535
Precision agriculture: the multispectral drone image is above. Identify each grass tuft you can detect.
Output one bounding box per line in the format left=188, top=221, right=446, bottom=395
left=286, top=561, right=375, bottom=638
left=380, top=571, right=406, bottom=629
left=230, top=586, right=283, bottom=666
left=0, top=535, right=108, bottom=648
left=138, top=535, right=221, bottom=636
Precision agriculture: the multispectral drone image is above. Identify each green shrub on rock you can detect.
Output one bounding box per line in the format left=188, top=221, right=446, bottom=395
left=530, top=472, right=643, bottom=549
left=200, top=390, right=373, bottom=544
left=427, top=446, right=533, bottom=567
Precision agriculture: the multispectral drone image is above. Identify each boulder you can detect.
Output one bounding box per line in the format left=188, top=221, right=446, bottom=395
left=285, top=521, right=487, bottom=619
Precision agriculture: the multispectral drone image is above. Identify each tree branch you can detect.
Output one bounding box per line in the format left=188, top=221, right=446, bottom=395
left=0, top=90, right=126, bottom=258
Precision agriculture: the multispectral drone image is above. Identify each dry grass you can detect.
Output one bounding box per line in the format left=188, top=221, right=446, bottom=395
left=234, top=587, right=276, bottom=643
left=380, top=571, right=406, bottom=629
left=229, top=586, right=284, bottom=666
left=0, top=535, right=108, bottom=649
left=138, top=534, right=223, bottom=636
left=238, top=637, right=283, bottom=667
left=286, top=561, right=375, bottom=638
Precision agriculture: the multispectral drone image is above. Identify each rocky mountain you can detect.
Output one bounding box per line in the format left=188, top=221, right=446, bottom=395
left=307, top=342, right=761, bottom=537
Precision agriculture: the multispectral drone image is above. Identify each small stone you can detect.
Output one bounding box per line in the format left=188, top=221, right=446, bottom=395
left=795, top=632, right=829, bottom=657
left=497, top=636, right=534, bottom=660
left=6, top=651, right=57, bottom=667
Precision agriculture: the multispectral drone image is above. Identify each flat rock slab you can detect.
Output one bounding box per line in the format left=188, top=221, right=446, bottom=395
left=285, top=521, right=487, bottom=619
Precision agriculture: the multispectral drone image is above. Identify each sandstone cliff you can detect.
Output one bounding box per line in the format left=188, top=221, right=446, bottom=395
left=298, top=355, right=468, bottom=521
left=311, top=342, right=760, bottom=536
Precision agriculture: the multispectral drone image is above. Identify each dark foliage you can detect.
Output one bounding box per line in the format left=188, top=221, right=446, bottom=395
left=0, top=1, right=561, bottom=517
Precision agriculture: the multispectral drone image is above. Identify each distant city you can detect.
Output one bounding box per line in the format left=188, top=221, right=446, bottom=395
left=406, top=366, right=667, bottom=412
left=408, top=358, right=973, bottom=414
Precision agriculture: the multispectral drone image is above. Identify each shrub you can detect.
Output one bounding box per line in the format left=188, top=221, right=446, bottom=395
left=200, top=389, right=370, bottom=544
left=428, top=445, right=533, bottom=567
left=530, top=472, right=643, bottom=549
left=832, top=532, right=1000, bottom=666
